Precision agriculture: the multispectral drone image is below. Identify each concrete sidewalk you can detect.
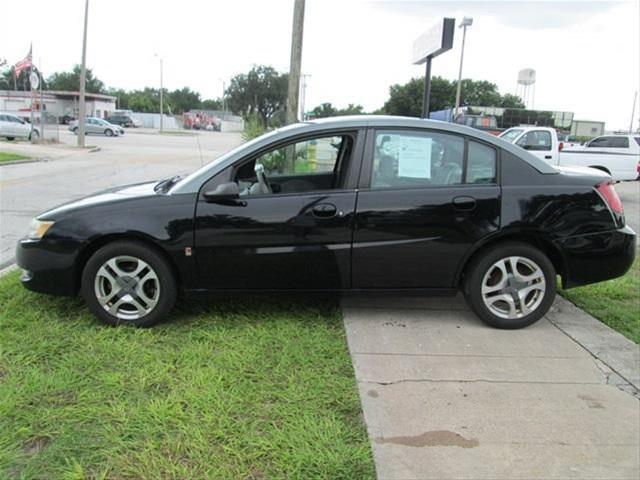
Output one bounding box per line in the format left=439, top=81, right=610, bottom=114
left=343, top=295, right=640, bottom=480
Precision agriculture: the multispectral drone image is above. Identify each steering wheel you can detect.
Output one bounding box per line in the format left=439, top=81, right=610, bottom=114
left=254, top=163, right=272, bottom=194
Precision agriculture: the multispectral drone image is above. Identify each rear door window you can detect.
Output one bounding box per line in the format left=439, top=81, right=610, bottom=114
left=467, top=141, right=497, bottom=184
left=609, top=137, right=629, bottom=148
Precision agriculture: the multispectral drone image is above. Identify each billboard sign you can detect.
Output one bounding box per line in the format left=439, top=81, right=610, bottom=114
left=413, top=18, right=455, bottom=64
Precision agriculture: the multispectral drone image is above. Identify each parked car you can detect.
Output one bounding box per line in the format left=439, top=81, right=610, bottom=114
left=0, top=112, right=39, bottom=141
left=69, top=117, right=124, bottom=137
left=107, top=114, right=141, bottom=128
left=59, top=114, right=76, bottom=125
left=17, top=116, right=635, bottom=329
left=499, top=127, right=639, bottom=181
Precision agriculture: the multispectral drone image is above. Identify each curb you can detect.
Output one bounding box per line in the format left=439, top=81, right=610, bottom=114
left=0, top=263, right=18, bottom=278
left=547, top=296, right=640, bottom=397
left=0, top=158, right=45, bottom=166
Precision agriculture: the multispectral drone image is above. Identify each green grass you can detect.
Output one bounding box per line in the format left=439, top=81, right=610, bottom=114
left=0, top=272, right=374, bottom=479
left=0, top=152, right=30, bottom=163
left=560, top=256, right=640, bottom=344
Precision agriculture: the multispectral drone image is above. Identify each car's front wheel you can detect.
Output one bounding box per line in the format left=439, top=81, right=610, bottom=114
left=464, top=242, right=556, bottom=329
left=105, top=129, right=114, bottom=137
left=81, top=241, right=177, bottom=327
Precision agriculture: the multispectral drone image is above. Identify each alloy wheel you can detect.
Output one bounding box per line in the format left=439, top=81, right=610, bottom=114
left=481, top=256, right=546, bottom=319
left=94, top=255, right=160, bottom=321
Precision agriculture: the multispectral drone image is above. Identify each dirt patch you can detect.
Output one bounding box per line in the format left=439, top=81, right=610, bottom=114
left=376, top=430, right=479, bottom=448
left=367, top=389, right=379, bottom=398
left=23, top=436, right=50, bottom=455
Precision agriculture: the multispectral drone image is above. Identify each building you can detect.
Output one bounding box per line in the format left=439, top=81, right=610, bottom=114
left=0, top=90, right=116, bottom=122
left=570, top=120, right=605, bottom=138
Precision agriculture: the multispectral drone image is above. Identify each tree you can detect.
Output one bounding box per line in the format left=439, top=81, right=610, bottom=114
left=201, top=98, right=222, bottom=110
left=309, top=102, right=366, bottom=118
left=309, top=102, right=337, bottom=118
left=226, top=65, right=288, bottom=127
left=337, top=103, right=365, bottom=116
left=499, top=93, right=526, bottom=109
left=381, top=76, right=524, bottom=116
left=0, top=66, right=47, bottom=91
left=47, top=65, right=106, bottom=93
left=125, top=88, right=171, bottom=113
left=168, top=87, right=201, bottom=114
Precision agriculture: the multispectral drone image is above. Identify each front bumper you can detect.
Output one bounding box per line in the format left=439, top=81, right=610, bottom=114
left=557, top=225, right=636, bottom=289
left=16, top=238, right=78, bottom=296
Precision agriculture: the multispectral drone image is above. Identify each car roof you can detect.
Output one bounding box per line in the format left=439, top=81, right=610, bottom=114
left=172, top=115, right=557, bottom=194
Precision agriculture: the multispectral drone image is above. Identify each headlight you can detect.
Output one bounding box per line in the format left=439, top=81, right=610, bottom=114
left=27, top=219, right=55, bottom=240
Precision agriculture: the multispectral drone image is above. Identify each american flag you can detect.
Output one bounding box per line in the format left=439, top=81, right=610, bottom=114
left=14, top=46, right=32, bottom=77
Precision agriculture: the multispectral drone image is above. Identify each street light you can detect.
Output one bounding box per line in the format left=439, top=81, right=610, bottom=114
left=154, top=54, right=163, bottom=133
left=454, top=16, right=473, bottom=118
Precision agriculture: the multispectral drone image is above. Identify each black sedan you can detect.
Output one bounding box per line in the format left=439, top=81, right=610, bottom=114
left=16, top=116, right=636, bottom=328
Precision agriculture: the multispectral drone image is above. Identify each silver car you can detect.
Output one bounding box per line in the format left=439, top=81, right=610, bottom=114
left=69, top=117, right=124, bottom=137
left=0, top=112, right=39, bottom=141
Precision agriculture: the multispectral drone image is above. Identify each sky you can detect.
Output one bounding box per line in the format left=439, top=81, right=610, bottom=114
left=1, top=0, right=638, bottom=130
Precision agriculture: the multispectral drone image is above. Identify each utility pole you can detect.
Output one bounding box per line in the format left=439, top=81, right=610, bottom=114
left=159, top=57, right=164, bottom=133
left=630, top=91, right=637, bottom=133
left=78, top=0, right=89, bottom=148
left=454, top=17, right=473, bottom=118
left=286, top=0, right=305, bottom=124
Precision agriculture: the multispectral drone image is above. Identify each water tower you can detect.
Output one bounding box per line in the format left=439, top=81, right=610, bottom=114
left=517, top=68, right=536, bottom=109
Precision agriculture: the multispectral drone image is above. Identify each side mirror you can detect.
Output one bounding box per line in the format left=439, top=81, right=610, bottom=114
left=203, top=182, right=240, bottom=203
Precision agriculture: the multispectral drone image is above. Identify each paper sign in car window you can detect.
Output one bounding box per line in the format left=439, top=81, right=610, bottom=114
left=398, top=136, right=432, bottom=178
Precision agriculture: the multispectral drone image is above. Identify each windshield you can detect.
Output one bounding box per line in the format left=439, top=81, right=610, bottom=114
left=634, top=137, right=640, bottom=146
left=499, top=128, right=524, bottom=143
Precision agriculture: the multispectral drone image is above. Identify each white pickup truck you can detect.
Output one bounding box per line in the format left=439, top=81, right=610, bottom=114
left=499, top=127, right=640, bottom=181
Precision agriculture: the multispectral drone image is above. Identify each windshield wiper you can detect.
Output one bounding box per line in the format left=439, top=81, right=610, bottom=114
left=154, top=175, right=182, bottom=193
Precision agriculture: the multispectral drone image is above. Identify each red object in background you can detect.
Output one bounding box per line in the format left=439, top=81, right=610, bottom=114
left=14, top=47, right=33, bottom=77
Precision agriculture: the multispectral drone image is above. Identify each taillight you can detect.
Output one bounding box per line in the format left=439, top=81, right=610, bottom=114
left=596, top=182, right=624, bottom=215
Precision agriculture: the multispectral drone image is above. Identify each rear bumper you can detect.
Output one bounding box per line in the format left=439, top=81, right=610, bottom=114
left=558, top=225, right=636, bottom=289
left=16, top=238, right=78, bottom=296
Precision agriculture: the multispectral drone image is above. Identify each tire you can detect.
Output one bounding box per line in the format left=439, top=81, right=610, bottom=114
left=29, top=130, right=39, bottom=141
left=464, top=242, right=556, bottom=329
left=71, top=127, right=78, bottom=134
left=6, top=136, right=15, bottom=141
left=105, top=129, right=114, bottom=137
left=81, top=240, right=177, bottom=327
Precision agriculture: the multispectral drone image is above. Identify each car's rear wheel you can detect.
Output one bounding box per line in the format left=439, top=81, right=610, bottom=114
left=81, top=241, right=177, bottom=327
left=105, top=129, right=114, bottom=137
left=464, top=242, right=556, bottom=329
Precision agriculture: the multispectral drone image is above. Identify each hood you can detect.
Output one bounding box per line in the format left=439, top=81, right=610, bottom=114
left=39, top=181, right=159, bottom=219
